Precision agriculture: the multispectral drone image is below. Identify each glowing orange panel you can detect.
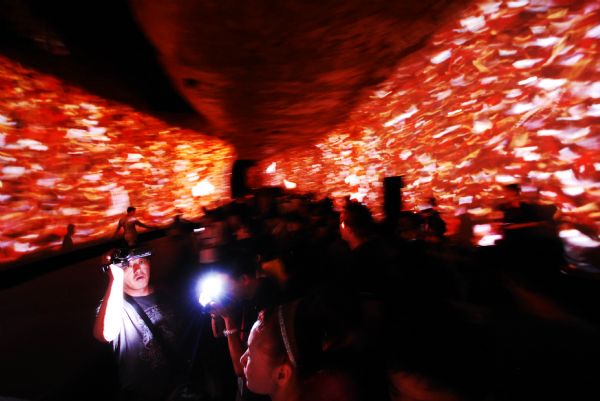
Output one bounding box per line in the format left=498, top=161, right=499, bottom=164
left=260, top=0, right=600, bottom=243
left=0, top=56, right=235, bottom=264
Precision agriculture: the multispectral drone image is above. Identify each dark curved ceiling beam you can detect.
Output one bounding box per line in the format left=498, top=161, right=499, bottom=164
left=130, top=0, right=466, bottom=158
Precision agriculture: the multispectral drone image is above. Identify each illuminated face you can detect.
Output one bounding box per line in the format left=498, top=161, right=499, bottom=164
left=241, top=321, right=278, bottom=395
left=123, top=257, right=151, bottom=293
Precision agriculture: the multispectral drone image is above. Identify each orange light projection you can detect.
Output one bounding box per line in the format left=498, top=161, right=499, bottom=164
left=0, top=56, right=234, bottom=264
left=260, top=0, right=600, bottom=240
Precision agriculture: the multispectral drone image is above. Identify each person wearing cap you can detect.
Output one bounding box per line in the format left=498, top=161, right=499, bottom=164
left=93, top=249, right=183, bottom=401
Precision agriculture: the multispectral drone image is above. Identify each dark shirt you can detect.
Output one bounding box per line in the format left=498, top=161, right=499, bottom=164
left=500, top=201, right=556, bottom=241
left=347, top=239, right=391, bottom=298
left=98, top=292, right=180, bottom=401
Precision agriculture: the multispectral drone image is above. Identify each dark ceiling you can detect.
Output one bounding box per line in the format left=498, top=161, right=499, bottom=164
left=0, top=0, right=465, bottom=159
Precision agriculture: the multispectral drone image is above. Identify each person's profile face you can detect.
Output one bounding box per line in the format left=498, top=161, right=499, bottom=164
left=123, top=257, right=151, bottom=292
left=241, top=321, right=278, bottom=395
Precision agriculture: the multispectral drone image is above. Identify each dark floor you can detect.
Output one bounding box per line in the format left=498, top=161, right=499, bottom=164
left=2, top=234, right=600, bottom=401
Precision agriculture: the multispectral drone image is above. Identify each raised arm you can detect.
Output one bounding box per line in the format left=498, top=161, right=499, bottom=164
left=223, top=315, right=245, bottom=377
left=93, top=265, right=125, bottom=342
left=135, top=219, right=153, bottom=230
left=211, top=308, right=245, bottom=377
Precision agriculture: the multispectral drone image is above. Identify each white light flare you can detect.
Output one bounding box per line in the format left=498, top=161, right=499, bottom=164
left=384, top=105, right=419, bottom=127
left=473, top=120, right=492, bottom=133
left=495, top=175, right=518, bottom=184
left=518, top=76, right=538, bottom=86
left=585, top=24, right=600, bottom=39
left=2, top=166, right=27, bottom=177
left=474, top=224, right=492, bottom=235
left=478, top=234, right=503, bottom=246
left=459, top=196, right=473, bottom=205
left=197, top=273, right=227, bottom=307
left=513, top=58, right=544, bottom=69
left=344, top=174, right=360, bottom=186
left=507, top=0, right=529, bottom=8
left=460, top=15, right=486, bottom=32
left=192, top=179, right=215, bottom=197
left=537, top=78, right=567, bottom=91
left=283, top=179, right=297, bottom=189
left=559, top=230, right=600, bottom=248
left=127, top=153, right=144, bottom=162
left=349, top=191, right=367, bottom=202
left=430, top=50, right=452, bottom=65
left=266, top=162, right=277, bottom=174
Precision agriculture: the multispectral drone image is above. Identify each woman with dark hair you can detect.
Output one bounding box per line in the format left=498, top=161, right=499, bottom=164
left=241, top=304, right=301, bottom=401
left=241, top=300, right=359, bottom=401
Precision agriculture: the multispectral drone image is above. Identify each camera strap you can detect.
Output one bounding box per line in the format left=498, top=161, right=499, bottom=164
left=123, top=294, right=188, bottom=376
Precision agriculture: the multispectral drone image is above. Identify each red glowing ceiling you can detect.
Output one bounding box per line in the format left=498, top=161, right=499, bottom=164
left=0, top=57, right=234, bottom=264
left=260, top=0, right=600, bottom=242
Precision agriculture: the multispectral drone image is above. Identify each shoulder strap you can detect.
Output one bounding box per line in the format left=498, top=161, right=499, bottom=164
left=124, top=294, right=186, bottom=372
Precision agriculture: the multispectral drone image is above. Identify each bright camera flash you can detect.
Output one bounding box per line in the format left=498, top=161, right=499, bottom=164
left=197, top=273, right=226, bottom=307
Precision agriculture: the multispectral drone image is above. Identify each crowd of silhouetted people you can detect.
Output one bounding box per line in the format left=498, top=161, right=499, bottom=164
left=89, top=186, right=599, bottom=401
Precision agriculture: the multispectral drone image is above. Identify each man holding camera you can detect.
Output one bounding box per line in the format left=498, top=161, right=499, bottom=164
left=93, top=249, right=182, bottom=401
left=204, top=255, right=282, bottom=401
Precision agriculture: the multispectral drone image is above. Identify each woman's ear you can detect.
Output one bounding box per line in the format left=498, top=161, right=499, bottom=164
left=273, top=363, right=294, bottom=388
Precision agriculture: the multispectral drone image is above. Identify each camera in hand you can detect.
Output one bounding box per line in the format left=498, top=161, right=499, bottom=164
left=196, top=272, right=234, bottom=312
left=101, top=247, right=152, bottom=273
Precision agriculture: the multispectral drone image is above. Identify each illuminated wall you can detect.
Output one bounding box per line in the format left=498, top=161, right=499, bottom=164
left=261, top=0, right=600, bottom=240
left=0, top=56, right=235, bottom=264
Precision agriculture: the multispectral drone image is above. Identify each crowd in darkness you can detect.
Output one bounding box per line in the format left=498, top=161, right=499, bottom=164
left=99, top=187, right=600, bottom=401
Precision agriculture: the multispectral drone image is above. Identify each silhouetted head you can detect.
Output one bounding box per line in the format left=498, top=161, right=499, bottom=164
left=340, top=202, right=375, bottom=247
left=504, top=183, right=521, bottom=196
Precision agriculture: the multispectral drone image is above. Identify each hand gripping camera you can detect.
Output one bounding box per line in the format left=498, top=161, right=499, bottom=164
left=197, top=272, right=229, bottom=308
left=100, top=247, right=152, bottom=273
